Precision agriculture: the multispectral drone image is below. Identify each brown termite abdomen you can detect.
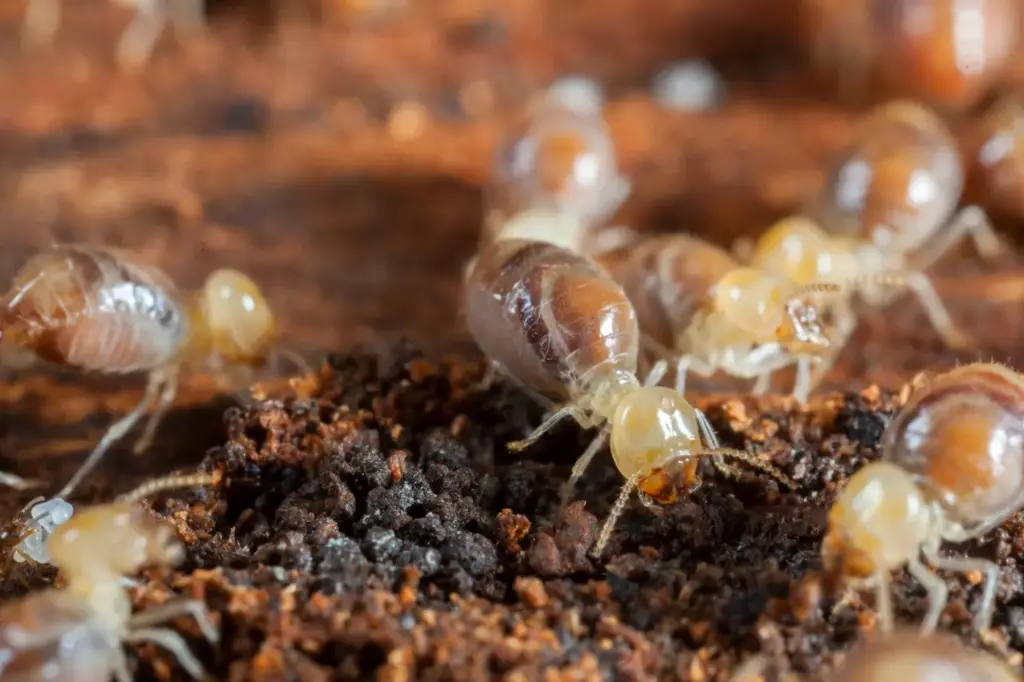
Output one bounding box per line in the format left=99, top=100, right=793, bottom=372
left=0, top=245, right=279, bottom=499
left=834, top=630, right=1019, bottom=682
left=964, top=95, right=1024, bottom=225
left=482, top=96, right=630, bottom=255
left=822, top=362, right=1024, bottom=635
left=464, top=236, right=796, bottom=556
left=598, top=232, right=837, bottom=403
left=805, top=0, right=1019, bottom=112
left=809, top=100, right=1001, bottom=263
left=0, top=470, right=220, bottom=681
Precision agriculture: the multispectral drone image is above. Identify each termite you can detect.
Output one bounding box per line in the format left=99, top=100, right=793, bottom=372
left=22, top=0, right=204, bottom=68
left=0, top=471, right=220, bottom=681
left=595, top=231, right=838, bottom=403
left=822, top=363, right=1024, bottom=635
left=0, top=244, right=279, bottom=500
left=963, top=95, right=1024, bottom=224
left=748, top=100, right=1003, bottom=380
left=481, top=94, right=631, bottom=255
left=834, top=630, right=1018, bottom=682
left=806, top=0, right=1019, bottom=112
left=463, top=234, right=796, bottom=558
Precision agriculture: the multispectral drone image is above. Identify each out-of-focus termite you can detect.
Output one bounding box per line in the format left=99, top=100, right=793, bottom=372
left=0, top=470, right=219, bottom=681
left=805, top=0, right=1020, bottom=112
left=823, top=363, right=1024, bottom=635
left=747, top=101, right=1003, bottom=381
left=834, top=630, right=1018, bottom=682
left=22, top=0, right=205, bottom=68
left=595, top=232, right=838, bottom=403
left=0, top=245, right=279, bottom=499
left=964, top=95, right=1024, bottom=224
left=481, top=94, right=630, bottom=255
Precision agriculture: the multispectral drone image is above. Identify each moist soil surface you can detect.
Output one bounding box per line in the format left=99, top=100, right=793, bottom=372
left=1, top=2, right=1024, bottom=681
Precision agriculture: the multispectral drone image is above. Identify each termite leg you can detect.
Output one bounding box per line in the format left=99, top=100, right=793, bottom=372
left=56, top=376, right=162, bottom=498
left=132, top=366, right=180, bottom=455
left=910, top=205, right=1003, bottom=271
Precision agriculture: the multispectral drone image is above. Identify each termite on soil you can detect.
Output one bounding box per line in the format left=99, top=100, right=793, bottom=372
left=0, top=244, right=279, bottom=500
left=464, top=228, right=795, bottom=557
left=823, top=363, right=1024, bottom=635
left=0, top=471, right=220, bottom=681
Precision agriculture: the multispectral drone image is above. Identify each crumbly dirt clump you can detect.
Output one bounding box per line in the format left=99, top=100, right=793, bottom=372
left=20, top=342, right=1010, bottom=682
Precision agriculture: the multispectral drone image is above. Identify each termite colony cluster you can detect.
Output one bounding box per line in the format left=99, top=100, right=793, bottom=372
left=1, top=0, right=1024, bottom=680
left=462, top=0, right=1024, bottom=671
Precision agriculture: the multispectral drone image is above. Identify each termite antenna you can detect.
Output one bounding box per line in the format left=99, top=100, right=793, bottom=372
left=591, top=447, right=797, bottom=559
left=592, top=471, right=640, bottom=558
left=699, top=447, right=797, bottom=490
left=117, top=470, right=221, bottom=504
left=792, top=282, right=843, bottom=297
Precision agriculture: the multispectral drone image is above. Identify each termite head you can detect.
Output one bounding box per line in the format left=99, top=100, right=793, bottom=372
left=608, top=386, right=704, bottom=503
left=750, top=216, right=860, bottom=286
left=822, top=462, right=934, bottom=584
left=48, top=502, right=184, bottom=579
left=195, top=269, right=278, bottom=368
left=713, top=267, right=833, bottom=349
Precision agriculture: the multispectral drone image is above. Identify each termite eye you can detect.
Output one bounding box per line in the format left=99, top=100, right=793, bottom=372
left=713, top=268, right=786, bottom=335
left=199, top=269, right=277, bottom=367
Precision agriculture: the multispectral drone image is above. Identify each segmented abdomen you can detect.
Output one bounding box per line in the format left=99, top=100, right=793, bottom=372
left=0, top=246, right=185, bottom=374
left=810, top=102, right=961, bottom=254
left=465, top=239, right=639, bottom=399
left=599, top=233, right=736, bottom=349
left=882, top=363, right=1024, bottom=535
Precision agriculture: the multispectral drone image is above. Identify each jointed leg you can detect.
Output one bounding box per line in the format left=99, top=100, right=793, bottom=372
left=558, top=429, right=609, bottom=510
left=924, top=544, right=1000, bottom=633
left=674, top=354, right=717, bottom=395
left=116, top=0, right=169, bottom=68
left=910, top=205, right=1003, bottom=271
left=873, top=565, right=894, bottom=635
left=643, top=359, right=668, bottom=388
left=124, top=627, right=207, bottom=679
left=907, top=554, right=948, bottom=635
left=133, top=367, right=180, bottom=455
left=129, top=598, right=219, bottom=643
left=506, top=404, right=588, bottom=452
left=751, top=371, right=773, bottom=396
left=903, top=271, right=972, bottom=349
left=791, top=357, right=813, bottom=405
left=56, top=378, right=162, bottom=499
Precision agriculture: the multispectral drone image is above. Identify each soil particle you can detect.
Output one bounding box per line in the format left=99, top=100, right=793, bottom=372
left=31, top=337, right=1005, bottom=681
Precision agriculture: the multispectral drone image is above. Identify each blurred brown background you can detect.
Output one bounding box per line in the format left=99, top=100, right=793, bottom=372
left=0, top=0, right=1022, bottom=487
